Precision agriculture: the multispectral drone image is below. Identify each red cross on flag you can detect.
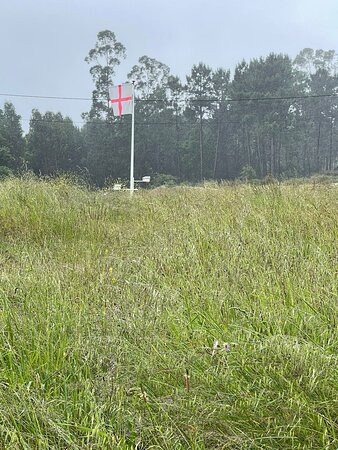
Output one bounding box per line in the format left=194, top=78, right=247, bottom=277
left=109, top=83, right=133, bottom=116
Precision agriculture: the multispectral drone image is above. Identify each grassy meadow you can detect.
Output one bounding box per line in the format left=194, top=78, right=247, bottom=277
left=0, top=177, right=337, bottom=449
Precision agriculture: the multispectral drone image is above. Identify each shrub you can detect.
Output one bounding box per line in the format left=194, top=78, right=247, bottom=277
left=240, top=165, right=256, bottom=181
left=0, top=165, right=12, bottom=179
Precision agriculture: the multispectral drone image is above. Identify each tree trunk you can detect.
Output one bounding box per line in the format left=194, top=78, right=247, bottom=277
left=223, top=124, right=229, bottom=179
left=329, top=119, right=333, bottom=171
left=257, top=132, right=263, bottom=177
left=262, top=138, right=267, bottom=176
left=175, top=107, right=181, bottom=179
left=213, top=107, right=221, bottom=178
left=307, top=145, right=311, bottom=175
left=199, top=106, right=203, bottom=181
left=277, top=132, right=282, bottom=176
left=316, top=122, right=321, bottom=173
left=247, top=128, right=251, bottom=166
left=270, top=135, right=275, bottom=176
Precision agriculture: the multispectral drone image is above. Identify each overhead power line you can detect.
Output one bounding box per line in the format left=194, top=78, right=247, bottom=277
left=0, top=92, right=337, bottom=103
left=19, top=115, right=336, bottom=127
left=0, top=93, right=90, bottom=101
left=197, top=93, right=338, bottom=102
left=19, top=118, right=243, bottom=126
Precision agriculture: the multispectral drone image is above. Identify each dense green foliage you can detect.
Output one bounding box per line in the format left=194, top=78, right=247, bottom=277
left=0, top=178, right=337, bottom=448
left=0, top=103, right=25, bottom=177
left=0, top=32, right=337, bottom=185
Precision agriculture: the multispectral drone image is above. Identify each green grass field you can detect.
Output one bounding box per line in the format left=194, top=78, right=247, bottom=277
left=0, top=177, right=337, bottom=449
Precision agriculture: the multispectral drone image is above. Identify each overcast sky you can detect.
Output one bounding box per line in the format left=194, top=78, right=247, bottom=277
left=1, top=0, right=337, bottom=130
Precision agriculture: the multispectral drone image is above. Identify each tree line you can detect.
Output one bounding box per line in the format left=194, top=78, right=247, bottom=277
left=1, top=30, right=337, bottom=185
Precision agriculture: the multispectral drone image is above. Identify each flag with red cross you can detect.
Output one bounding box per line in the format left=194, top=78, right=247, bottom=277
left=109, top=83, right=133, bottom=116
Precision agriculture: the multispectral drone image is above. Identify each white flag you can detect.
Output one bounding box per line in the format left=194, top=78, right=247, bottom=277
left=109, top=83, right=133, bottom=116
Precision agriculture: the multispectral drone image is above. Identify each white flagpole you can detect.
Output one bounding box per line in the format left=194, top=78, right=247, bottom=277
left=130, top=81, right=135, bottom=195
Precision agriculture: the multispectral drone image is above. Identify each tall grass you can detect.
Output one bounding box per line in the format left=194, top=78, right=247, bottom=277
left=0, top=177, right=337, bottom=449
